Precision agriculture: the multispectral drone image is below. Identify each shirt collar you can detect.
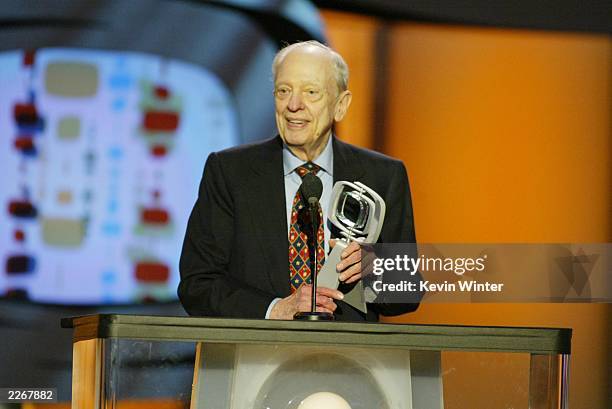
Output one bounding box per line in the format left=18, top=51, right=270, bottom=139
left=282, top=135, right=333, bottom=177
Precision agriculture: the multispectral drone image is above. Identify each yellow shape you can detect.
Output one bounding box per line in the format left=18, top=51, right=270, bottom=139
left=45, top=61, right=98, bottom=97
left=57, top=190, right=73, bottom=204
left=57, top=116, right=80, bottom=139
left=42, top=217, right=85, bottom=247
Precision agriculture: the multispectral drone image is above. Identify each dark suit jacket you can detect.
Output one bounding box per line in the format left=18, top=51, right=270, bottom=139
left=178, top=136, right=419, bottom=321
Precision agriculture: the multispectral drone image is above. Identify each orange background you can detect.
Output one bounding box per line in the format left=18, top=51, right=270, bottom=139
left=322, top=9, right=611, bottom=409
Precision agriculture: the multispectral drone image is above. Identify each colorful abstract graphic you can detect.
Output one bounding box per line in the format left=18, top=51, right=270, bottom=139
left=0, top=48, right=240, bottom=304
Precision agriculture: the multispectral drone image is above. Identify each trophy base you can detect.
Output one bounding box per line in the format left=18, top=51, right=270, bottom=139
left=294, top=312, right=335, bottom=321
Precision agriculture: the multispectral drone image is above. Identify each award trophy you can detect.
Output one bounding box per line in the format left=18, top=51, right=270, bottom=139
left=318, top=181, right=386, bottom=314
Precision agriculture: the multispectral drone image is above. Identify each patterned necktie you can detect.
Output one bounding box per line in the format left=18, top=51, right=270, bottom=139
left=289, top=162, right=326, bottom=293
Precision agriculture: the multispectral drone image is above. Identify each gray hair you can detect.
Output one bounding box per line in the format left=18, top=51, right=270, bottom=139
left=272, top=40, right=349, bottom=92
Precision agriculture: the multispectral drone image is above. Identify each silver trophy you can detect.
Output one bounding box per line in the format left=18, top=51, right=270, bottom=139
left=318, top=181, right=386, bottom=313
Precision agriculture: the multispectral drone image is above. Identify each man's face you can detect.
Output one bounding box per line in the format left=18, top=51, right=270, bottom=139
left=274, top=47, right=351, bottom=160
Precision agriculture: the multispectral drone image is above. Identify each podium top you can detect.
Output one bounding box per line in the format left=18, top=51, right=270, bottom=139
left=61, top=314, right=571, bottom=355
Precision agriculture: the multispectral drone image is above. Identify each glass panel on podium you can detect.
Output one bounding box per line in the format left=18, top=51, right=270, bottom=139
left=192, top=343, right=424, bottom=408
left=64, top=315, right=570, bottom=409
left=103, top=339, right=196, bottom=408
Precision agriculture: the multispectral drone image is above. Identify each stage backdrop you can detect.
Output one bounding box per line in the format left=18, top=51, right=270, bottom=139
left=0, top=0, right=324, bottom=306
left=0, top=0, right=324, bottom=400
left=322, top=9, right=611, bottom=409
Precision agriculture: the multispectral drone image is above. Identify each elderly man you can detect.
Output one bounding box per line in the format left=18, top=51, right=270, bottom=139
left=179, top=41, right=418, bottom=321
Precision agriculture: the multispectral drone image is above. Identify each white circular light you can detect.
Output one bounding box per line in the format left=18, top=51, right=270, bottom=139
left=297, top=391, right=352, bottom=409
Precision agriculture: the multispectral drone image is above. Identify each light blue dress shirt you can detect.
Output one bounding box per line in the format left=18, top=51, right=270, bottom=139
left=282, top=136, right=333, bottom=253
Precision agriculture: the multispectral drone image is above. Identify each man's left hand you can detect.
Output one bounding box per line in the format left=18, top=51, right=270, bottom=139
left=330, top=239, right=362, bottom=284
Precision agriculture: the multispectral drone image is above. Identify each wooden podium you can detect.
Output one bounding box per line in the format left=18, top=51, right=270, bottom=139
left=62, top=314, right=571, bottom=409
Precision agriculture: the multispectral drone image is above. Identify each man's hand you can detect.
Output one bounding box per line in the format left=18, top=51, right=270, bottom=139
left=331, top=239, right=362, bottom=284
left=269, top=285, right=344, bottom=320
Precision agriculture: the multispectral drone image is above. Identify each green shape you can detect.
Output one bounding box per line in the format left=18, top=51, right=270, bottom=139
left=58, top=116, right=80, bottom=140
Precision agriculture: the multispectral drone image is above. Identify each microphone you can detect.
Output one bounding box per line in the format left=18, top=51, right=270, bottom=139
left=294, top=172, right=333, bottom=321
left=299, top=173, right=323, bottom=207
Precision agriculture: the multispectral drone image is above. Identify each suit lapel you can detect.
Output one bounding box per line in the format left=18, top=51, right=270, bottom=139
left=245, top=137, right=291, bottom=297
left=328, top=137, right=365, bottom=241
left=333, top=136, right=365, bottom=184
